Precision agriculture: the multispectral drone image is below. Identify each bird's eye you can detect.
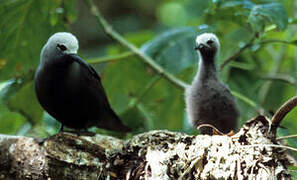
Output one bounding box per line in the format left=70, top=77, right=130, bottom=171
left=57, top=44, right=67, bottom=51
left=206, top=40, right=213, bottom=46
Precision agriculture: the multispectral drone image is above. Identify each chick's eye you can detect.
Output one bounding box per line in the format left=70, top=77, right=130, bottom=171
left=206, top=40, right=213, bottom=46
left=57, top=44, right=67, bottom=51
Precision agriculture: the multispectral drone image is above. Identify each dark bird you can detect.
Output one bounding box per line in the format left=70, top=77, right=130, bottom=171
left=34, top=32, right=130, bottom=132
left=185, top=33, right=239, bottom=135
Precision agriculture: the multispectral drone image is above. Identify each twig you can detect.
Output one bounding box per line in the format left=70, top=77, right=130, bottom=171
left=277, top=134, right=297, bottom=140
left=264, top=18, right=297, bottom=33
left=231, top=91, right=257, bottom=109
left=86, top=51, right=134, bottom=64
left=129, top=75, right=162, bottom=108
left=271, top=96, right=297, bottom=128
left=219, top=37, right=297, bottom=70
left=85, top=0, right=187, bottom=90
left=259, top=39, right=297, bottom=46
left=220, top=35, right=256, bottom=70
left=243, top=144, right=297, bottom=153
left=259, top=45, right=287, bottom=105
left=178, top=157, right=201, bottom=180
left=260, top=74, right=296, bottom=85
left=197, top=124, right=224, bottom=135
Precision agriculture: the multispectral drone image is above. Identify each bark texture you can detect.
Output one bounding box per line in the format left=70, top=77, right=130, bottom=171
left=0, top=116, right=292, bottom=180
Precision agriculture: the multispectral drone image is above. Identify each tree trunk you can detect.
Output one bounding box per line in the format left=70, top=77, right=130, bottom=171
left=0, top=116, right=292, bottom=180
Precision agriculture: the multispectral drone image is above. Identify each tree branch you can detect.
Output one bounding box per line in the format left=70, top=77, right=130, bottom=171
left=220, top=35, right=256, bottom=70
left=0, top=115, right=292, bottom=179
left=271, top=95, right=297, bottom=128
left=220, top=37, right=297, bottom=70
left=86, top=51, right=134, bottom=64
left=85, top=0, right=187, bottom=90
left=277, top=134, right=297, bottom=140
left=259, top=45, right=288, bottom=105
left=128, top=74, right=162, bottom=108
left=260, top=74, right=296, bottom=85
left=259, top=39, right=297, bottom=46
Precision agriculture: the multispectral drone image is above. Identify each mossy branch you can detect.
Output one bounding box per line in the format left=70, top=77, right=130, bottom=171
left=0, top=116, right=292, bottom=179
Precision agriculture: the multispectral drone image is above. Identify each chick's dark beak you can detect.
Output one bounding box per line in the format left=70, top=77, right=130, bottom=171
left=194, top=44, right=203, bottom=50
left=194, top=44, right=205, bottom=50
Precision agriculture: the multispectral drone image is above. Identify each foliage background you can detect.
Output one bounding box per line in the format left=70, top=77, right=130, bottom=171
left=0, top=0, right=297, bottom=166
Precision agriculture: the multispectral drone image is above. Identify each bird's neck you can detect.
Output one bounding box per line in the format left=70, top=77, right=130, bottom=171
left=196, top=55, right=218, bottom=82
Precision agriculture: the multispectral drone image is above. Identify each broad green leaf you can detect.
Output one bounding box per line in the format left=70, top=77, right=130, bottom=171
left=8, top=81, right=43, bottom=125
left=103, top=52, right=184, bottom=131
left=140, top=27, right=205, bottom=74
left=120, top=106, right=149, bottom=134
left=0, top=103, right=26, bottom=134
left=102, top=57, right=152, bottom=126
left=277, top=127, right=297, bottom=158
left=0, top=0, right=76, bottom=81
left=140, top=78, right=184, bottom=130
left=102, top=28, right=187, bottom=131
left=248, top=3, right=288, bottom=32
left=43, top=112, right=60, bottom=135
left=288, top=166, right=297, bottom=179
left=0, top=70, right=35, bottom=103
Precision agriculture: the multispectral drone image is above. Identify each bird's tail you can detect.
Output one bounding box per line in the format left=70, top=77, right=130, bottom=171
left=98, top=108, right=131, bottom=132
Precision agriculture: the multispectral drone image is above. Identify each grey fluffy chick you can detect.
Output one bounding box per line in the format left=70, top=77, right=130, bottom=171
left=185, top=33, right=239, bottom=135
left=34, top=32, right=130, bottom=133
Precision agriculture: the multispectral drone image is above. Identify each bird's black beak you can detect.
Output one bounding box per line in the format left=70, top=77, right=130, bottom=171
left=68, top=54, right=89, bottom=67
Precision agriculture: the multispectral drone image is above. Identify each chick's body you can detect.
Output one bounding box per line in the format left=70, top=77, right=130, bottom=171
left=185, top=33, right=239, bottom=134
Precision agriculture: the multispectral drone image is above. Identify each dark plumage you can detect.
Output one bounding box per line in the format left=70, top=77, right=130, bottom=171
left=185, top=33, right=239, bottom=135
left=34, top=32, right=130, bottom=132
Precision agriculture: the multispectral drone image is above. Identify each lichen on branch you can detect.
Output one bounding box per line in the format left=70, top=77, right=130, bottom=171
left=0, top=115, right=292, bottom=179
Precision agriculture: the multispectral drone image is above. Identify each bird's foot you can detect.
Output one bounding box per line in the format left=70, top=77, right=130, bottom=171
left=60, top=130, right=96, bottom=137
left=197, top=124, right=223, bottom=135
left=197, top=124, right=235, bottom=136
left=34, top=137, right=50, bottom=145
left=212, top=129, right=235, bottom=136
left=58, top=124, right=95, bottom=136
left=223, top=130, right=235, bottom=136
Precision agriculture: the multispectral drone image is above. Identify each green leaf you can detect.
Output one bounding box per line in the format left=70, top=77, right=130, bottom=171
left=0, top=0, right=22, bottom=6
left=0, top=70, right=35, bottom=103
left=8, top=81, right=43, bottom=124
left=140, top=78, right=184, bottom=130
left=141, top=27, right=207, bottom=74
left=120, top=106, right=149, bottom=133
left=248, top=3, right=288, bottom=32
left=0, top=0, right=76, bottom=81
left=277, top=127, right=297, bottom=158
left=0, top=103, right=26, bottom=134
left=231, top=90, right=257, bottom=109
left=288, top=166, right=297, bottom=178
left=43, top=112, right=60, bottom=135
left=103, top=56, right=184, bottom=131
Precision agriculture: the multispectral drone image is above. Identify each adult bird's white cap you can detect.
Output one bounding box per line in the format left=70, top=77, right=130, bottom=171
left=47, top=32, right=79, bottom=54
left=40, top=32, right=79, bottom=65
